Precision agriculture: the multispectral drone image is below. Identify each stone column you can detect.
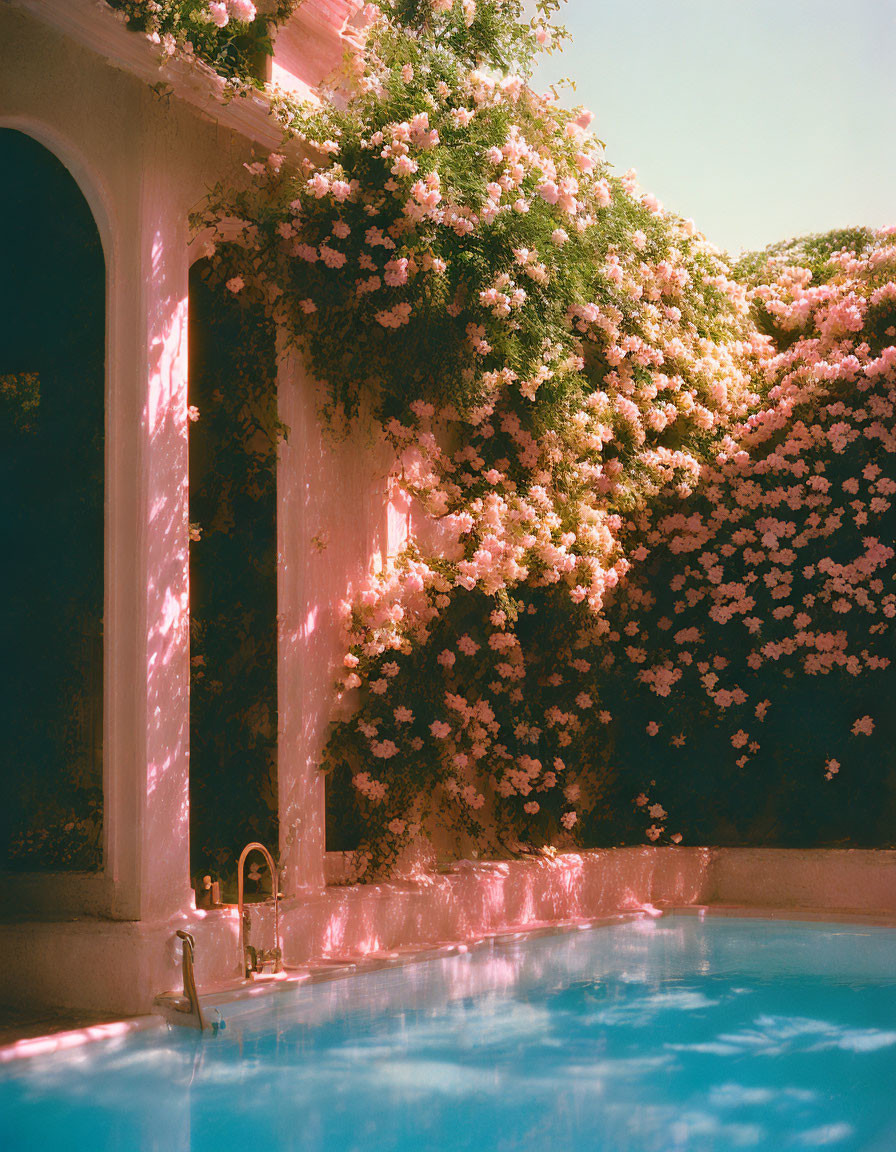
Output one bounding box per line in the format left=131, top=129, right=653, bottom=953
left=106, top=97, right=194, bottom=921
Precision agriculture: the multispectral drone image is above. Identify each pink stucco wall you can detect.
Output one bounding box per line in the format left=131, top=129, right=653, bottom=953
left=3, top=4, right=895, bottom=1032
left=0, top=3, right=318, bottom=924
left=276, top=345, right=428, bottom=896
left=2, top=848, right=894, bottom=1018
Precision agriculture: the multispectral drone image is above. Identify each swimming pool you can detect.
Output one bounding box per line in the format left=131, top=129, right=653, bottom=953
left=2, top=915, right=895, bottom=1151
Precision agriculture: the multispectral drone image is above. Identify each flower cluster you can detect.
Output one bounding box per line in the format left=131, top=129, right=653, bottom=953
left=590, top=229, right=896, bottom=847
left=106, top=0, right=296, bottom=88
left=191, top=2, right=894, bottom=871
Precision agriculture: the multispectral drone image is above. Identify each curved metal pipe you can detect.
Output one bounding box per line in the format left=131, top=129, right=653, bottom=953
left=174, top=930, right=208, bottom=1031
left=236, top=841, right=281, bottom=977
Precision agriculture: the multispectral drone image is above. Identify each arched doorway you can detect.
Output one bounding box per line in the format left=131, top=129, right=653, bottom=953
left=0, top=128, right=105, bottom=871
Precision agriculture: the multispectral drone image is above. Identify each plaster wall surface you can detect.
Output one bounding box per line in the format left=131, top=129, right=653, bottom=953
left=276, top=348, right=418, bottom=894
left=0, top=5, right=414, bottom=928
left=0, top=7, right=283, bottom=921
left=1, top=848, right=893, bottom=1018
left=706, top=847, right=896, bottom=913
left=269, top=0, right=362, bottom=99
left=3, top=6, right=894, bottom=1030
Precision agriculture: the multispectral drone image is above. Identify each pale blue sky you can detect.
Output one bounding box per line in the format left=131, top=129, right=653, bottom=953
left=531, top=0, right=896, bottom=254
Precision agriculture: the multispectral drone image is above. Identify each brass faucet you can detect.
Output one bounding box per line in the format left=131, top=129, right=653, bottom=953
left=237, top=842, right=282, bottom=978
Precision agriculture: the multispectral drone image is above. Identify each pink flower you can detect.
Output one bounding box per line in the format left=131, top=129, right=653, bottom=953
left=384, top=257, right=410, bottom=287
left=851, top=715, right=875, bottom=736
left=561, top=811, right=577, bottom=829
left=228, top=0, right=256, bottom=22
left=536, top=180, right=559, bottom=205
left=523, top=801, right=540, bottom=814
left=319, top=245, right=346, bottom=269
left=306, top=173, right=330, bottom=199
left=594, top=179, right=612, bottom=208
left=645, top=721, right=660, bottom=736
left=429, top=720, right=451, bottom=739
left=208, top=2, right=229, bottom=28
left=392, top=155, right=418, bottom=177
left=226, top=276, right=245, bottom=293
left=461, top=786, right=485, bottom=809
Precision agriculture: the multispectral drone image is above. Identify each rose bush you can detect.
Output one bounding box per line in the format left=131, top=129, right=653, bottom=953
left=587, top=229, right=896, bottom=850
left=157, top=1, right=894, bottom=873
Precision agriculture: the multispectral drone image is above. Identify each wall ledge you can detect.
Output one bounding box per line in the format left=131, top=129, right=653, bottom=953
left=10, top=0, right=301, bottom=150
left=2, top=846, right=894, bottom=1018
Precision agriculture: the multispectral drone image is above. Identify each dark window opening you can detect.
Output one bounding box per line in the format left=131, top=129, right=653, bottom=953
left=188, top=260, right=278, bottom=891
left=325, top=768, right=365, bottom=853
left=0, top=129, right=105, bottom=871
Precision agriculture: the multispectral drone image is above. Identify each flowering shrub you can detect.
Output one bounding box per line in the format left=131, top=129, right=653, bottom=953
left=585, top=229, right=896, bottom=848
left=194, top=0, right=776, bottom=870
left=189, top=2, right=894, bottom=873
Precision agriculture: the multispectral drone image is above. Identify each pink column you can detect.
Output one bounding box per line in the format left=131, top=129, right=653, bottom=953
left=107, top=118, right=193, bottom=922
left=277, top=345, right=402, bottom=894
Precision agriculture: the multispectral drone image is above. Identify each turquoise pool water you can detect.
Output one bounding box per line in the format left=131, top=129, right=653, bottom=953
left=2, top=916, right=895, bottom=1151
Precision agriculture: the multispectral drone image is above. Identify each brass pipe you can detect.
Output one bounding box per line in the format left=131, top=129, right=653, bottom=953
left=236, top=841, right=281, bottom=977
left=174, top=930, right=208, bottom=1031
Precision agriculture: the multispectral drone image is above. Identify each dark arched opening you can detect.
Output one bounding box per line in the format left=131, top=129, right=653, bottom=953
left=188, top=259, right=279, bottom=890
left=0, top=129, right=105, bottom=871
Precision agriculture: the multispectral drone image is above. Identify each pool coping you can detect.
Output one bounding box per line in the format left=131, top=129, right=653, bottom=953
left=3, top=903, right=894, bottom=1064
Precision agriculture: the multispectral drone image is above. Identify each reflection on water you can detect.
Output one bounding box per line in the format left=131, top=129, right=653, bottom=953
left=2, top=917, right=895, bottom=1151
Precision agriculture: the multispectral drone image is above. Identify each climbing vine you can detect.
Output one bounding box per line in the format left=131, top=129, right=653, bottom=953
left=106, top=0, right=299, bottom=89
left=187, top=260, right=281, bottom=883
left=185, top=1, right=894, bottom=875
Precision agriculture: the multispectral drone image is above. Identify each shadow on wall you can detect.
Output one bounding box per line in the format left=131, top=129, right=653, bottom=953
left=276, top=323, right=430, bottom=887
left=276, top=848, right=715, bottom=963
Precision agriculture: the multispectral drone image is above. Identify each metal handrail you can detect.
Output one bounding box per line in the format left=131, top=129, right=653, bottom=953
left=236, top=841, right=282, bottom=978
left=174, top=930, right=209, bottom=1031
